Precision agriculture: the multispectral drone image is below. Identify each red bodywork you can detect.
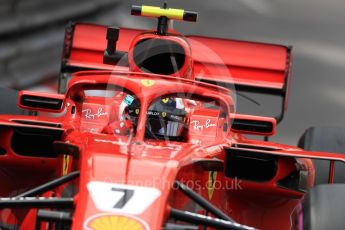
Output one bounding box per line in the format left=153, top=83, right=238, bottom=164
left=65, top=23, right=290, bottom=91
left=0, top=20, right=343, bottom=230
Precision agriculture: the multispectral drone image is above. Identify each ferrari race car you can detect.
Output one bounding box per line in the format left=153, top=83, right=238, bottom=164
left=0, top=4, right=345, bottom=230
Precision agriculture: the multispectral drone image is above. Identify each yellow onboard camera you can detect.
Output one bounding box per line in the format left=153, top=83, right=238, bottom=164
left=131, top=4, right=198, bottom=35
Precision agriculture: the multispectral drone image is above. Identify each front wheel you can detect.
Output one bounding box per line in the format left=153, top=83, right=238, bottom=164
left=298, top=126, right=345, bottom=184
left=302, top=184, right=345, bottom=230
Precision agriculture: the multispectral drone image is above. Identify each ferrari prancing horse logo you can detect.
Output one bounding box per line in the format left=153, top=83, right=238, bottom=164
left=208, top=171, right=217, bottom=200
left=62, top=154, right=70, bottom=176
left=162, top=98, right=169, bottom=103
left=141, top=79, right=155, bottom=87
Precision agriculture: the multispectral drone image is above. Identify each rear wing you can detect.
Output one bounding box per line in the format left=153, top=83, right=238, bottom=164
left=59, top=23, right=292, bottom=122
left=188, top=36, right=292, bottom=122
left=59, top=22, right=143, bottom=85
left=189, top=36, right=291, bottom=93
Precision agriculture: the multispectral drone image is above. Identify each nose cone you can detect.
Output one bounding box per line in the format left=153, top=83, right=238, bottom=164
left=128, top=32, right=194, bottom=80
left=71, top=138, right=180, bottom=230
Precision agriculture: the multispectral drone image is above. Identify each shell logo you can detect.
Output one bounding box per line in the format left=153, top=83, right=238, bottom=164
left=85, top=214, right=148, bottom=230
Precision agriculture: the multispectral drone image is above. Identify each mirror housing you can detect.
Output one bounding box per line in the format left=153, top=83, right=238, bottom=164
left=18, top=90, right=65, bottom=113
left=231, top=114, right=276, bottom=136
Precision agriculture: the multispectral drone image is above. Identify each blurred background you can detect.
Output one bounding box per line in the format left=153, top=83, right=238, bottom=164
left=1, top=0, right=345, bottom=145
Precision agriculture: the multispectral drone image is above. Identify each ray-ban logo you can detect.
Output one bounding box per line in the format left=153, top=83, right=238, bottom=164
left=82, top=108, right=108, bottom=120
left=191, top=119, right=217, bottom=130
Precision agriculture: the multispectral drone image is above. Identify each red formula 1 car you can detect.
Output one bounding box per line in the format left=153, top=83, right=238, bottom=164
left=1, top=4, right=344, bottom=230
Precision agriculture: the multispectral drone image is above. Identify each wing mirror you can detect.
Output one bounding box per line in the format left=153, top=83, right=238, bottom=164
left=18, top=90, right=65, bottom=113
left=231, top=114, right=276, bottom=136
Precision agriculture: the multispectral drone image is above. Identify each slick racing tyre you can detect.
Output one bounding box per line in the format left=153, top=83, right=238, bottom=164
left=298, top=126, right=345, bottom=184
left=303, top=184, right=345, bottom=230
